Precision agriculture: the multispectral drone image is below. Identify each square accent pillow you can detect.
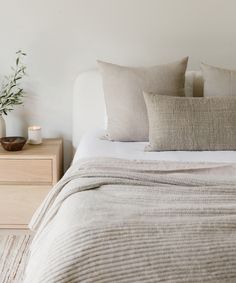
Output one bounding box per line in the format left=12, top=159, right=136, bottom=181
left=201, top=63, right=236, bottom=97
left=144, top=93, right=236, bottom=151
left=98, top=58, right=188, bottom=141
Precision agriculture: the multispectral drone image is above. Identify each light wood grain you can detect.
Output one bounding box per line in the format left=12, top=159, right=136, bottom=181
left=0, top=159, right=52, bottom=184
left=0, top=185, right=51, bottom=229
left=0, top=139, right=63, bottom=229
left=0, top=139, right=62, bottom=159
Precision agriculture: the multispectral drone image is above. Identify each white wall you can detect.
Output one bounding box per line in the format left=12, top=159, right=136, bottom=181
left=1, top=0, right=236, bottom=169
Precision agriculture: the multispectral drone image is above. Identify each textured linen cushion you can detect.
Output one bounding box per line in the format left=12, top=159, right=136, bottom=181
left=201, top=63, right=236, bottom=97
left=98, top=58, right=188, bottom=141
left=143, top=93, right=236, bottom=151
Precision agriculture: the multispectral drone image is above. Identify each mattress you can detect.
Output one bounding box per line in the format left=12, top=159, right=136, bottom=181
left=25, top=130, right=236, bottom=282
left=73, top=129, right=236, bottom=163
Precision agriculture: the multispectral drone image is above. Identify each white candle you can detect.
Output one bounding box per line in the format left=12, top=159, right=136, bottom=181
left=28, top=126, right=42, bottom=144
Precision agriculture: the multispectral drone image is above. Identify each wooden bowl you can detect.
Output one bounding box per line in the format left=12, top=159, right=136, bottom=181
left=0, top=136, right=27, bottom=151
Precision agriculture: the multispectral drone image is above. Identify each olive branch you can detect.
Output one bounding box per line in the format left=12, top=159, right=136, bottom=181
left=0, top=50, right=27, bottom=116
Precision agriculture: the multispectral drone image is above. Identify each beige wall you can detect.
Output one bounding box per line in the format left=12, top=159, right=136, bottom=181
left=0, top=0, right=236, bottom=168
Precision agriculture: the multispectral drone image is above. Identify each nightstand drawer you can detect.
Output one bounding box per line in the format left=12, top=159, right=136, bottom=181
left=0, top=185, right=51, bottom=228
left=0, top=159, right=52, bottom=184
left=0, top=139, right=63, bottom=229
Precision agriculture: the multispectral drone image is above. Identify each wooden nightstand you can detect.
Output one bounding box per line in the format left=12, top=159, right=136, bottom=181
left=0, top=139, right=63, bottom=229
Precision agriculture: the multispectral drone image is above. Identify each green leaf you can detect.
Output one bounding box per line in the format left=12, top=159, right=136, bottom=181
left=0, top=50, right=27, bottom=114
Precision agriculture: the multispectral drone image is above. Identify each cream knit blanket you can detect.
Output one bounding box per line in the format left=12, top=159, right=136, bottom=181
left=24, top=158, right=236, bottom=283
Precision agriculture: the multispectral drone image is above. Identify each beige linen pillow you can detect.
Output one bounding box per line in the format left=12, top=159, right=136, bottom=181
left=201, top=63, right=236, bottom=97
left=98, top=58, right=188, bottom=141
left=143, top=93, right=236, bottom=151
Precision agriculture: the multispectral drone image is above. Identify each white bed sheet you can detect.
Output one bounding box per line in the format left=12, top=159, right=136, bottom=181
left=73, top=129, right=236, bottom=163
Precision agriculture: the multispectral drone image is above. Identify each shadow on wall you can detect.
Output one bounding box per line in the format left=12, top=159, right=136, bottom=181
left=4, top=91, right=73, bottom=172
left=61, top=138, right=73, bottom=172
left=4, top=81, right=38, bottom=137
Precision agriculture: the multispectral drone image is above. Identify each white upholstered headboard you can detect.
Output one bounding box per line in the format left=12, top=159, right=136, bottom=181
left=73, top=70, right=203, bottom=150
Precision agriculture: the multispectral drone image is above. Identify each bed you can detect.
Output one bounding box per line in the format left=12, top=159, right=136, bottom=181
left=23, top=70, right=236, bottom=283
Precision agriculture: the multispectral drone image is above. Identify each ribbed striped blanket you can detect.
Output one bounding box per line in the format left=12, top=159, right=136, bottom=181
left=24, top=158, right=236, bottom=283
